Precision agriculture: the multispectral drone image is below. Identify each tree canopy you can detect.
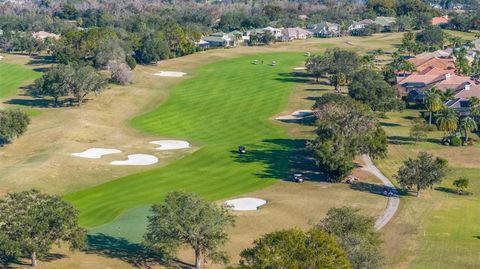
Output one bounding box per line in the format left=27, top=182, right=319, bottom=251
left=0, top=109, right=30, bottom=145
left=318, top=207, right=384, bottom=269
left=239, top=228, right=352, bottom=269
left=396, top=152, right=448, bottom=197
left=143, top=191, right=235, bottom=269
left=348, top=69, right=403, bottom=112
left=310, top=94, right=387, bottom=181
left=0, top=189, right=86, bottom=267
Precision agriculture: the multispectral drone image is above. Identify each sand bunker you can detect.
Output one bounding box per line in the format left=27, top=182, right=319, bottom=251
left=110, top=154, right=159, bottom=166
left=154, top=71, right=187, bottom=77
left=275, top=110, right=314, bottom=121
left=293, top=67, right=306, bottom=70
left=150, top=140, right=190, bottom=150
left=224, top=198, right=267, bottom=211
left=72, top=148, right=122, bottom=159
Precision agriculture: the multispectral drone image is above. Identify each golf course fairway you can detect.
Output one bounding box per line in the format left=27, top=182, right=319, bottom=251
left=65, top=53, right=305, bottom=228
left=0, top=61, right=40, bottom=99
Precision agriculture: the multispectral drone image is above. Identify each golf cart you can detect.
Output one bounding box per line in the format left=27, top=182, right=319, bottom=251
left=293, top=173, right=304, bottom=183
left=238, top=146, right=247, bottom=154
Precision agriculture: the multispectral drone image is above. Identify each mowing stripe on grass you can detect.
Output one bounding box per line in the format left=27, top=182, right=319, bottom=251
left=65, top=53, right=305, bottom=228
left=0, top=61, right=40, bottom=99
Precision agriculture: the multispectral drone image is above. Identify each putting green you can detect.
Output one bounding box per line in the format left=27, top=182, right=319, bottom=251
left=65, top=53, right=306, bottom=228
left=0, top=61, right=40, bottom=99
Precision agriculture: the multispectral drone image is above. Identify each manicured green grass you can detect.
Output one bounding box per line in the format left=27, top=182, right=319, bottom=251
left=65, top=53, right=306, bottom=228
left=0, top=61, right=40, bottom=99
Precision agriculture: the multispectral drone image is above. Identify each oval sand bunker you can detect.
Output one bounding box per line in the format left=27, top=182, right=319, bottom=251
left=110, top=154, right=158, bottom=166
left=153, top=71, right=187, bottom=77
left=224, top=198, right=267, bottom=211
left=150, top=140, right=190, bottom=150
left=72, top=148, right=122, bottom=159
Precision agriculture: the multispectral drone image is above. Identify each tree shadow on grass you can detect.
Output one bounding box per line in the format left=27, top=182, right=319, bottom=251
left=0, top=252, right=66, bottom=268
left=274, top=72, right=314, bottom=84
left=388, top=135, right=439, bottom=145
left=232, top=138, right=328, bottom=182
left=349, top=181, right=390, bottom=197
left=27, top=55, right=55, bottom=66
left=86, top=233, right=175, bottom=268
left=435, top=187, right=471, bottom=196
left=4, top=98, right=52, bottom=108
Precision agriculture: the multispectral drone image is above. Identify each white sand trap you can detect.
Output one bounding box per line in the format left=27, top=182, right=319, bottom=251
left=275, top=110, right=314, bottom=121
left=110, top=154, right=159, bottom=166
left=72, top=148, right=122, bottom=159
left=150, top=140, right=190, bottom=150
left=154, top=71, right=187, bottom=77
left=293, top=67, right=306, bottom=70
left=224, top=198, right=267, bottom=211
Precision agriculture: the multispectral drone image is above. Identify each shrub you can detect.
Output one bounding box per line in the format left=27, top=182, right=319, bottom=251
left=450, top=136, right=462, bottom=146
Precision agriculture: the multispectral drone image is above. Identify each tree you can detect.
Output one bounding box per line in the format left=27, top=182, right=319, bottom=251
left=111, top=62, right=133, bottom=85
left=93, top=37, right=126, bottom=69
left=348, top=69, right=403, bottom=112
left=144, top=191, right=235, bottom=269
left=0, top=109, right=30, bottom=145
left=436, top=107, right=459, bottom=138
left=318, top=207, right=384, bottom=269
left=329, top=72, right=347, bottom=92
left=424, top=92, right=443, bottom=125
left=239, top=228, right=352, bottom=269
left=324, top=48, right=362, bottom=84
left=410, top=118, right=428, bottom=143
left=453, top=177, right=469, bottom=194
left=396, top=152, right=448, bottom=197
left=305, top=54, right=327, bottom=83
left=33, top=65, right=74, bottom=106
left=416, top=27, right=445, bottom=49
left=136, top=33, right=170, bottom=64
left=400, top=31, right=417, bottom=56
left=459, top=116, right=477, bottom=143
left=310, top=94, right=387, bottom=181
left=0, top=189, right=86, bottom=267
left=70, top=65, right=107, bottom=105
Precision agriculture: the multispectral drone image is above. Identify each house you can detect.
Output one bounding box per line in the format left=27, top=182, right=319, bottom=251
left=308, top=22, right=341, bottom=38
left=401, top=73, right=476, bottom=101
left=408, top=56, right=455, bottom=72
left=373, top=16, right=396, bottom=31
left=416, top=50, right=451, bottom=59
left=281, top=27, right=312, bottom=41
left=32, top=31, right=60, bottom=40
left=196, top=39, right=210, bottom=49
left=252, top=27, right=283, bottom=40
left=431, top=15, right=449, bottom=26
left=229, top=30, right=250, bottom=44
left=299, top=14, right=308, bottom=21
left=202, top=32, right=237, bottom=47
left=348, top=19, right=374, bottom=31
left=445, top=84, right=480, bottom=115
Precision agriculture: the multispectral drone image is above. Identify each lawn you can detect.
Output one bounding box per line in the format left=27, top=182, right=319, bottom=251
left=65, top=53, right=308, bottom=228
left=375, top=108, right=480, bottom=269
left=0, top=60, right=40, bottom=99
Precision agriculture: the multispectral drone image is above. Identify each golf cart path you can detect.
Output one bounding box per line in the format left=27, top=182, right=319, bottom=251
left=361, top=154, right=400, bottom=230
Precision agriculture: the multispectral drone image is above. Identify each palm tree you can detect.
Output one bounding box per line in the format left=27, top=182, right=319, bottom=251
left=460, top=116, right=477, bottom=143
left=425, top=92, right=443, bottom=125
left=442, top=88, right=456, bottom=102
left=436, top=107, right=459, bottom=138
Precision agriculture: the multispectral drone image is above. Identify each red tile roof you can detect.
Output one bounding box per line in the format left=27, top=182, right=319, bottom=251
left=431, top=16, right=449, bottom=25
